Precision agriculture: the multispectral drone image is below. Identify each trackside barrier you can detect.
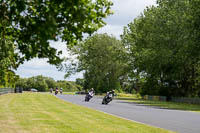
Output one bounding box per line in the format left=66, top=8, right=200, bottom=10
left=15, top=87, right=23, bottom=93
left=143, top=95, right=167, bottom=101
left=143, top=95, right=200, bottom=104
left=0, top=88, right=15, bottom=95
left=171, top=97, right=200, bottom=104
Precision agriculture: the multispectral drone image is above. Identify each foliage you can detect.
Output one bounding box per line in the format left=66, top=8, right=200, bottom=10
left=43, top=77, right=57, bottom=89
left=76, top=78, right=85, bottom=88
left=0, top=70, right=19, bottom=88
left=64, top=34, right=129, bottom=93
left=0, top=0, right=113, bottom=84
left=57, top=80, right=81, bottom=92
left=121, top=0, right=200, bottom=98
left=0, top=36, right=19, bottom=86
left=15, top=75, right=81, bottom=92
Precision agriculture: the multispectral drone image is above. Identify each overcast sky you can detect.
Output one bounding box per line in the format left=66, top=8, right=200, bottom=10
left=15, top=0, right=157, bottom=81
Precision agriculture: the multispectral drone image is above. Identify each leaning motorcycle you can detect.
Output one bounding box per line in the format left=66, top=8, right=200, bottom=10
left=55, top=89, right=58, bottom=95
left=102, top=93, right=113, bottom=104
left=85, top=92, right=94, bottom=102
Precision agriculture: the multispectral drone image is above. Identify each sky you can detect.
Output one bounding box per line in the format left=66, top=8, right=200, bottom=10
left=15, top=0, right=157, bottom=81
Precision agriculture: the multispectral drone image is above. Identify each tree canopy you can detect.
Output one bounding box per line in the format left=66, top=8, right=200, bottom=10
left=121, top=0, right=200, bottom=98
left=0, top=0, right=113, bottom=87
left=64, top=34, right=129, bottom=93
left=15, top=75, right=81, bottom=92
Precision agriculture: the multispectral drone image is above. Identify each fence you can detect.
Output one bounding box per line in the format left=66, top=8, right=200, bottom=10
left=171, top=97, right=200, bottom=104
left=0, top=88, right=15, bottom=95
left=143, top=95, right=200, bottom=104
left=143, top=95, right=167, bottom=101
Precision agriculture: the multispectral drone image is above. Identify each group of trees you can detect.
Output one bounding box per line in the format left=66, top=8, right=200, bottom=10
left=15, top=75, right=82, bottom=92
left=0, top=0, right=113, bottom=87
left=121, top=0, right=200, bottom=98
left=64, top=34, right=129, bottom=93
left=64, top=0, right=200, bottom=98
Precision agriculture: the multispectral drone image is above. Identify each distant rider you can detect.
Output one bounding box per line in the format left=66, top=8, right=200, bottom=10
left=55, top=87, right=59, bottom=95
left=60, top=88, right=63, bottom=94
left=50, top=88, right=53, bottom=93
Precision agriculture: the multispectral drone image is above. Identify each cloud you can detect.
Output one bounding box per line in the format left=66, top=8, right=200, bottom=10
left=106, top=0, right=156, bottom=26
left=97, top=24, right=123, bottom=39
left=98, top=0, right=157, bottom=38
left=49, top=41, right=69, bottom=58
left=15, top=58, right=82, bottom=81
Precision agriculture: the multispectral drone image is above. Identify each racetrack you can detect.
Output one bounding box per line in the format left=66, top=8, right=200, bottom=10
left=57, top=94, right=200, bottom=133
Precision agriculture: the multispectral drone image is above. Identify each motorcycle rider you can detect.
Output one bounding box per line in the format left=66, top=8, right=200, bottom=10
left=60, top=88, right=63, bottom=94
left=55, top=87, right=59, bottom=95
left=107, top=90, right=115, bottom=97
left=102, top=89, right=115, bottom=104
left=50, top=88, right=53, bottom=93
left=85, top=88, right=95, bottom=101
left=88, top=88, right=95, bottom=96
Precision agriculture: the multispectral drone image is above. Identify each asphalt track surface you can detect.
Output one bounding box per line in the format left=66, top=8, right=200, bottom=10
left=57, top=94, right=200, bottom=133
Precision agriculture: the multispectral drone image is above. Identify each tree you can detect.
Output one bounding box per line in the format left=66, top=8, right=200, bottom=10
left=15, top=78, right=28, bottom=90
left=76, top=78, right=85, bottom=88
left=57, top=80, right=80, bottom=92
left=0, top=0, right=113, bottom=84
left=34, top=75, right=48, bottom=92
left=0, top=36, right=19, bottom=87
left=0, top=0, right=113, bottom=63
left=121, top=0, right=200, bottom=98
left=44, top=77, right=57, bottom=89
left=64, top=34, right=129, bottom=93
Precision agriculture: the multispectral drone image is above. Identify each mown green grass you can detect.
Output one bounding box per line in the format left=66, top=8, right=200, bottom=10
left=62, top=92, right=76, bottom=95
left=116, top=94, right=200, bottom=112
left=116, top=93, right=141, bottom=99
left=0, top=93, right=175, bottom=133
left=126, top=99, right=200, bottom=112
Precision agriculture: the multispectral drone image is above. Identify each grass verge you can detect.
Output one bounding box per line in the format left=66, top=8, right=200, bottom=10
left=116, top=94, right=200, bottom=112
left=62, top=92, right=76, bottom=95
left=0, top=93, right=175, bottom=133
left=125, top=99, right=200, bottom=112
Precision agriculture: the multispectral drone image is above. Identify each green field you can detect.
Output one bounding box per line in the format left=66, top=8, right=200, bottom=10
left=0, top=93, right=175, bottom=133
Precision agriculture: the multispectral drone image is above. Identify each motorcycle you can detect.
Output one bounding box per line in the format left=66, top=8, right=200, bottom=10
left=102, top=93, right=113, bottom=104
left=55, top=89, right=58, bottom=95
left=85, top=91, right=94, bottom=102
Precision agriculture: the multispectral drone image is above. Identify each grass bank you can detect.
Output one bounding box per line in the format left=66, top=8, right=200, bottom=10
left=62, top=92, right=76, bottom=95
left=124, top=99, right=200, bottom=112
left=0, top=93, right=175, bottom=133
left=116, top=93, right=200, bottom=112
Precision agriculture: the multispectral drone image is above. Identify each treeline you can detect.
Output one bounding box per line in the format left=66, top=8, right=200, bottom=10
left=63, top=34, right=130, bottom=93
left=64, top=0, right=200, bottom=98
left=121, top=0, right=200, bottom=99
left=15, top=75, right=82, bottom=92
